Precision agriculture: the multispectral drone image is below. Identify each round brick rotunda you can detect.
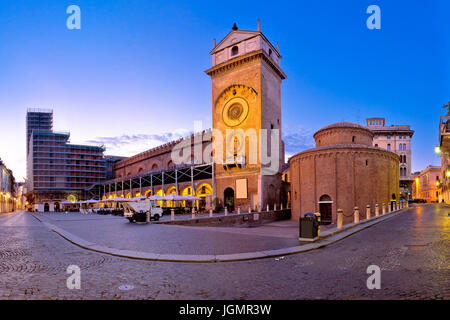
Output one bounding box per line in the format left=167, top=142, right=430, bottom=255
left=289, top=122, right=399, bottom=224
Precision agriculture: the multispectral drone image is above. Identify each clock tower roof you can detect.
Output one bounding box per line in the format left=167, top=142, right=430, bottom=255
left=209, top=21, right=282, bottom=69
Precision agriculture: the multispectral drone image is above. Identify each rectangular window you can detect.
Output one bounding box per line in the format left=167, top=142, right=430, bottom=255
left=387, top=144, right=391, bottom=150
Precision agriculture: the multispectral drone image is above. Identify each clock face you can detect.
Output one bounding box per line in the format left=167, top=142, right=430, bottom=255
left=222, top=97, right=249, bottom=127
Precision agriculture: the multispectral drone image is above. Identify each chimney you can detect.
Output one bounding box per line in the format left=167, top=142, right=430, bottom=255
left=257, top=19, right=261, bottom=32
left=276, top=42, right=280, bottom=52
left=213, top=38, right=216, bottom=49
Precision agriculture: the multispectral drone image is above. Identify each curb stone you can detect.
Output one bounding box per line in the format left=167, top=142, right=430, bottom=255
left=32, top=208, right=408, bottom=263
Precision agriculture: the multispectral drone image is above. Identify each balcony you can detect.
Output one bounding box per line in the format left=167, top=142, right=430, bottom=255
left=439, top=115, right=450, bottom=152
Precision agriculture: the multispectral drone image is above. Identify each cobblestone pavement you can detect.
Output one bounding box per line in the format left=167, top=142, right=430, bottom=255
left=31, top=212, right=301, bottom=255
left=0, top=204, right=448, bottom=299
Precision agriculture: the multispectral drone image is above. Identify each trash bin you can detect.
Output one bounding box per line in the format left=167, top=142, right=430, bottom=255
left=299, top=212, right=320, bottom=241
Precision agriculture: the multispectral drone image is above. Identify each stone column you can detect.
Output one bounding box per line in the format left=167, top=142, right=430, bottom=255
left=337, top=209, right=343, bottom=229
left=366, top=205, right=371, bottom=220
left=354, top=207, right=360, bottom=224
left=375, top=204, right=379, bottom=217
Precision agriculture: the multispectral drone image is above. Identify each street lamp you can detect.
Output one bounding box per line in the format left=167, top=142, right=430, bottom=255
left=435, top=146, right=441, bottom=154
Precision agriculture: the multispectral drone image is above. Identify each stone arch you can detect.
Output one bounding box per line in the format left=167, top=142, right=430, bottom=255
left=181, top=185, right=194, bottom=196
left=166, top=186, right=177, bottom=195
left=224, top=187, right=235, bottom=211
left=166, top=186, right=177, bottom=207
left=196, top=183, right=212, bottom=197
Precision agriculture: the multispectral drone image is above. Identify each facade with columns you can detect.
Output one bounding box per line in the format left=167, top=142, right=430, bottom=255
left=87, top=22, right=289, bottom=212
left=0, top=158, right=18, bottom=213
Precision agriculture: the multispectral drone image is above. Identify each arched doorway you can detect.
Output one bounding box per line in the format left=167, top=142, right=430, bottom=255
left=318, top=195, right=332, bottom=224
left=196, top=183, right=213, bottom=212
left=224, top=188, right=235, bottom=212
left=44, top=203, right=49, bottom=212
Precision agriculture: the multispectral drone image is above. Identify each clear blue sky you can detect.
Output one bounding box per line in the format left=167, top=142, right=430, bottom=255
left=0, top=0, right=448, bottom=180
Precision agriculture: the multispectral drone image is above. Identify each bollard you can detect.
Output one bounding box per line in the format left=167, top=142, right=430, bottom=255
left=238, top=206, right=241, bottom=214
left=267, top=204, right=269, bottom=212
left=382, top=203, right=386, bottom=215
left=354, top=207, right=360, bottom=224
left=375, top=204, right=379, bottom=217
left=209, top=208, right=213, bottom=217
left=281, top=203, right=283, bottom=210
left=337, top=209, right=343, bottom=229
left=274, top=203, right=277, bottom=211
left=366, top=205, right=371, bottom=220
left=171, top=208, right=175, bottom=221
left=225, top=207, right=228, bottom=216
left=248, top=206, right=251, bottom=213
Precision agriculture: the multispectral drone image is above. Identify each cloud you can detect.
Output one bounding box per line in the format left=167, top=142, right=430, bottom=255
left=85, top=129, right=192, bottom=156
left=282, top=125, right=315, bottom=155
left=85, top=126, right=315, bottom=160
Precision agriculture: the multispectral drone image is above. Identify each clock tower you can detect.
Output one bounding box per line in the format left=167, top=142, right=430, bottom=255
left=205, top=21, right=287, bottom=212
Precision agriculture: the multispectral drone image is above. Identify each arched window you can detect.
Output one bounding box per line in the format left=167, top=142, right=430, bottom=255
left=231, top=46, right=239, bottom=56
left=151, top=163, right=158, bottom=170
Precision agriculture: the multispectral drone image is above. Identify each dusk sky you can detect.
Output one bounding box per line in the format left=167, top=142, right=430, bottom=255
left=0, top=0, right=448, bottom=180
